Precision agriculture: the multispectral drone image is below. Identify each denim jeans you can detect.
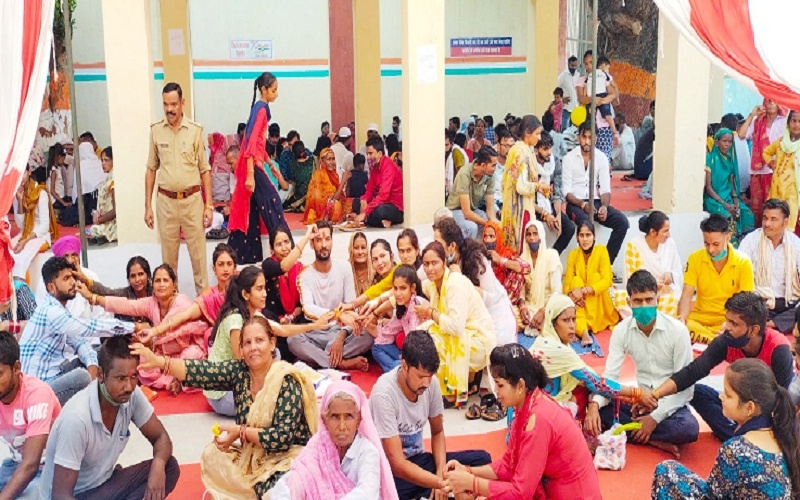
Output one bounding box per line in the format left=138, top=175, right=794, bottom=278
left=0, top=458, right=41, bottom=498
left=372, top=343, right=402, bottom=373
left=599, top=403, right=699, bottom=444
left=452, top=208, right=487, bottom=240
left=48, top=366, right=92, bottom=406
left=690, top=383, right=736, bottom=441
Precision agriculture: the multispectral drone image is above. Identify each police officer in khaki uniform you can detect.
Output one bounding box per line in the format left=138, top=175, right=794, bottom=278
left=144, top=82, right=213, bottom=295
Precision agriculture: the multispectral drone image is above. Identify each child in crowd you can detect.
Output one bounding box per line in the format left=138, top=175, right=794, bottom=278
left=587, top=56, right=619, bottom=144
left=368, top=264, right=428, bottom=372
left=335, top=153, right=369, bottom=216
left=550, top=87, right=571, bottom=133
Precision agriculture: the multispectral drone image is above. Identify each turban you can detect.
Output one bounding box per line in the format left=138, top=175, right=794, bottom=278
left=52, top=235, right=81, bottom=257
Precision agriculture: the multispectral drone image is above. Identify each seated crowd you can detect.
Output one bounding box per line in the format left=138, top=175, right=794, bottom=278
left=4, top=104, right=800, bottom=499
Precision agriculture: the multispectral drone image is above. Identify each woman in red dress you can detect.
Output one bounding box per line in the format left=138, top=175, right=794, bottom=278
left=228, top=72, right=292, bottom=264
left=444, top=344, right=603, bottom=499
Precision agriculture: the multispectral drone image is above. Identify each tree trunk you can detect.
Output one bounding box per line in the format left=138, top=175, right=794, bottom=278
left=594, top=0, right=658, bottom=127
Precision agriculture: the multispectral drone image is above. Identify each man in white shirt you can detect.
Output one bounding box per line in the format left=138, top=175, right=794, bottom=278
left=289, top=220, right=373, bottom=370
left=556, top=56, right=581, bottom=112
left=739, top=199, right=800, bottom=333
left=585, top=270, right=699, bottom=456
left=563, top=121, right=630, bottom=265
left=331, top=126, right=355, bottom=182
left=533, top=132, right=575, bottom=254
left=612, top=112, right=635, bottom=171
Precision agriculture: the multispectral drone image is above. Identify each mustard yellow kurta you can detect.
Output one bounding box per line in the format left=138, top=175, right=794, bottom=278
left=764, top=139, right=799, bottom=230
left=564, top=245, right=619, bottom=335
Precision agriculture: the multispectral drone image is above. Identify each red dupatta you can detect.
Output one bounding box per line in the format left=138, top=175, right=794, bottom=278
left=751, top=98, right=787, bottom=171
left=483, top=221, right=516, bottom=283
left=229, top=101, right=270, bottom=233
left=274, top=255, right=302, bottom=315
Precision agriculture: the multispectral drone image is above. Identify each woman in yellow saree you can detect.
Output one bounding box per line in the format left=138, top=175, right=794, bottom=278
left=132, top=316, right=318, bottom=499
left=500, top=115, right=547, bottom=253
left=417, top=242, right=495, bottom=407
left=563, top=221, right=619, bottom=348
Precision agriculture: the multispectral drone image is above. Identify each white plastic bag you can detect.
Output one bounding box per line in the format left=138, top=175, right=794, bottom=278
left=593, top=423, right=627, bottom=470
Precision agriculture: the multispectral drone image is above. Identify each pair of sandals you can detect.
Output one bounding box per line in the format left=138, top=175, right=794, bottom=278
left=466, top=394, right=506, bottom=422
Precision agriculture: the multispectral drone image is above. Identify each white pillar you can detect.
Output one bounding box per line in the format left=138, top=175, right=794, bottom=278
left=101, top=0, right=157, bottom=244
left=400, top=0, right=445, bottom=225
left=652, top=13, right=709, bottom=214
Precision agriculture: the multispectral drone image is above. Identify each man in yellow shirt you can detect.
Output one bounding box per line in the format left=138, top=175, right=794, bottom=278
left=679, top=214, right=755, bottom=344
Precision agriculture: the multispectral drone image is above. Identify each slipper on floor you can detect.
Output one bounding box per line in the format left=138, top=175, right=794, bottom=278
left=621, top=174, right=635, bottom=181
left=481, top=403, right=506, bottom=422
left=465, top=404, right=482, bottom=420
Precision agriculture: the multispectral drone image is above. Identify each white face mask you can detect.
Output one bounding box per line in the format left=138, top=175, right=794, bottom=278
left=64, top=154, right=74, bottom=167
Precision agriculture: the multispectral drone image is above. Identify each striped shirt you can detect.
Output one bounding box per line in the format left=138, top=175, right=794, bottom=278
left=19, top=294, right=135, bottom=382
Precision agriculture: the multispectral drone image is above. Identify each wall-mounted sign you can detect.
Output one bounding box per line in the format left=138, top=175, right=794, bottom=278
left=229, top=40, right=273, bottom=60
left=450, top=37, right=512, bottom=57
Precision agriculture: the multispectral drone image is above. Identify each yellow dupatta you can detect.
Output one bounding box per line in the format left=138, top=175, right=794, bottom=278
left=530, top=294, right=594, bottom=403
left=200, top=360, right=319, bottom=499
left=21, top=181, right=58, bottom=244
left=500, top=141, right=538, bottom=254
left=424, top=269, right=471, bottom=405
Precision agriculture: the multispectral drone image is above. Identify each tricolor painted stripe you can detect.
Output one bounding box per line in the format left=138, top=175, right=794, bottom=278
left=72, top=57, right=527, bottom=81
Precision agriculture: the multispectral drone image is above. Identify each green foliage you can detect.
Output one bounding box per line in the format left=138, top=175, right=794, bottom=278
left=53, top=0, right=77, bottom=52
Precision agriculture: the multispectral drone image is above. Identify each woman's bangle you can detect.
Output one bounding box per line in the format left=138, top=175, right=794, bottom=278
left=167, top=318, right=172, bottom=332
left=502, top=257, right=508, bottom=267
left=653, top=388, right=661, bottom=400
left=239, top=424, right=247, bottom=444
left=466, top=465, right=473, bottom=475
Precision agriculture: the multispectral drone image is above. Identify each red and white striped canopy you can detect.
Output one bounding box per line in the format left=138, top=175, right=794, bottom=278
left=654, top=0, right=800, bottom=110
left=0, top=0, right=55, bottom=303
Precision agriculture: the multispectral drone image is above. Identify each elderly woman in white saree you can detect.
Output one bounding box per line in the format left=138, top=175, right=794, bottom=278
left=518, top=220, right=563, bottom=336
left=614, top=211, right=683, bottom=317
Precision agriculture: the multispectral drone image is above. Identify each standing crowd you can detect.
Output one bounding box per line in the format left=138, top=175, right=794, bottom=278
left=3, top=61, right=800, bottom=499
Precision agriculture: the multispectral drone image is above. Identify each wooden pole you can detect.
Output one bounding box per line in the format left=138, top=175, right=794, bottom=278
left=62, top=1, right=88, bottom=265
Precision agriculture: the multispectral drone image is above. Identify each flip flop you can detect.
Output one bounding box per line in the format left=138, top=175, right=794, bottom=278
left=621, top=174, right=635, bottom=181
left=465, top=404, right=482, bottom=420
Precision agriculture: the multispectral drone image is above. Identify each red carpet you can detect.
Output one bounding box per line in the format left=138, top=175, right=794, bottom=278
left=611, top=172, right=652, bottom=212
left=151, top=390, right=213, bottom=416
left=169, top=428, right=720, bottom=499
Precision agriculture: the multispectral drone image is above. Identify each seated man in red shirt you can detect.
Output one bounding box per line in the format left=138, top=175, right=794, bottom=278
left=354, top=136, right=404, bottom=228
left=0, top=331, right=61, bottom=498
left=646, top=292, right=792, bottom=441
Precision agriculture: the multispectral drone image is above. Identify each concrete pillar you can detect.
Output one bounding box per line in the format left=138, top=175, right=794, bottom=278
left=329, top=0, right=355, bottom=129
left=353, top=0, right=382, bottom=145
left=652, top=12, right=709, bottom=214
left=707, top=65, right=725, bottom=123
left=101, top=0, right=157, bottom=244
left=158, top=0, right=193, bottom=118
left=400, top=0, right=445, bottom=226
left=527, top=0, right=561, bottom=115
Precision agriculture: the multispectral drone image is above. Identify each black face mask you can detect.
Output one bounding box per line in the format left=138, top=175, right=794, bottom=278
left=569, top=67, right=576, bottom=75
left=485, top=242, right=496, bottom=251
left=582, top=244, right=594, bottom=256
